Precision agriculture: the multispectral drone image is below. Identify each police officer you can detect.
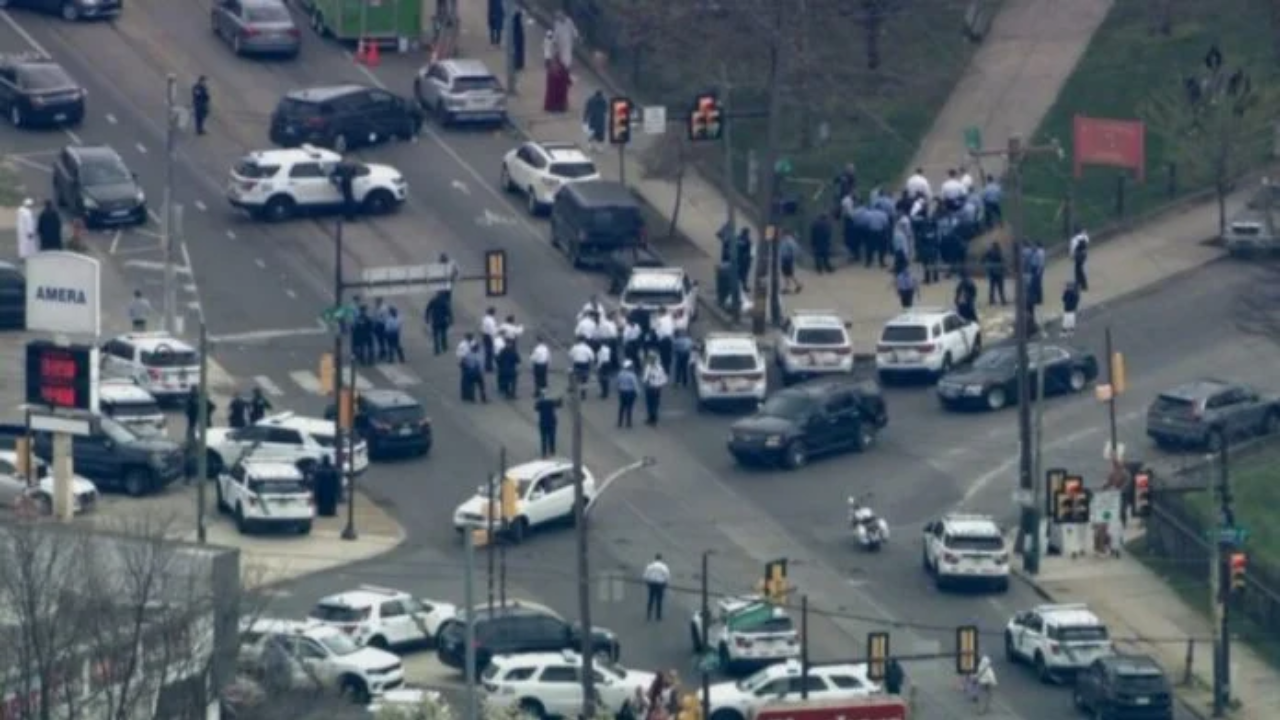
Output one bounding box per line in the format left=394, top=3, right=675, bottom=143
left=530, top=336, right=551, bottom=394
left=568, top=339, right=595, bottom=400
left=371, top=298, right=389, bottom=362
left=496, top=335, right=521, bottom=399
left=249, top=387, right=272, bottom=424
left=481, top=308, right=499, bottom=373
left=885, top=658, right=905, bottom=695
left=641, top=354, right=668, bottom=426
left=954, top=270, right=978, bottom=324
left=185, top=387, right=216, bottom=444
left=652, top=309, right=675, bottom=375
left=615, top=360, right=639, bottom=428
left=425, top=291, right=452, bottom=355
left=534, top=390, right=562, bottom=458
left=352, top=305, right=374, bottom=365
left=595, top=342, right=613, bottom=399
left=191, top=76, right=211, bottom=136
left=622, top=317, right=642, bottom=368
left=672, top=331, right=694, bottom=388
left=312, top=455, right=341, bottom=516
left=332, top=161, right=358, bottom=221
left=228, top=394, right=249, bottom=429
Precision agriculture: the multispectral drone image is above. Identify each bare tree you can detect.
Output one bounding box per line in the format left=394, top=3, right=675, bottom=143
left=1149, top=0, right=1174, bottom=35
left=860, top=0, right=891, bottom=71
left=0, top=517, right=243, bottom=720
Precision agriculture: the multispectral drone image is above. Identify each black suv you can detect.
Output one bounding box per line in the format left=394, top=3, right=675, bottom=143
left=1073, top=654, right=1173, bottom=720
left=269, top=84, right=423, bottom=153
left=436, top=601, right=620, bottom=673
left=52, top=145, right=147, bottom=228
left=325, top=389, right=432, bottom=459
left=1, top=416, right=185, bottom=496
left=550, top=181, right=646, bottom=269
left=0, top=56, right=86, bottom=128
left=728, top=379, right=888, bottom=469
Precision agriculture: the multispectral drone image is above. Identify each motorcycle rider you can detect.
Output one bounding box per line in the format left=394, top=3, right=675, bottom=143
left=848, top=494, right=890, bottom=547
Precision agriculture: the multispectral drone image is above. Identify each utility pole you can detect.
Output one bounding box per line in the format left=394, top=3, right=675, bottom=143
left=486, top=469, right=496, bottom=616
left=800, top=594, right=810, bottom=698
left=161, top=74, right=178, bottom=334
left=700, top=551, right=711, bottom=720
left=1213, top=442, right=1235, bottom=716
left=1032, top=332, right=1047, bottom=546
left=718, top=64, right=741, bottom=321
left=1105, top=327, right=1121, bottom=459
left=971, top=134, right=1062, bottom=575
left=331, top=220, right=355, bottom=541
left=463, top=527, right=479, bottom=720
left=196, top=321, right=209, bottom=544
left=504, top=1, right=516, bottom=94
left=570, top=372, right=596, bottom=718
left=751, top=0, right=786, bottom=335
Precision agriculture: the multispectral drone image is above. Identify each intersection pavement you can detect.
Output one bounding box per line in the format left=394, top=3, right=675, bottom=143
left=0, top=2, right=1269, bottom=717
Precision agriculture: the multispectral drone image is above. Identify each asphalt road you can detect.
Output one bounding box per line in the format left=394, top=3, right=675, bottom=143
left=4, top=5, right=1265, bottom=719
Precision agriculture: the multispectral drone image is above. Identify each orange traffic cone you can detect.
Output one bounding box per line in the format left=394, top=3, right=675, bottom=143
left=364, top=39, right=380, bottom=67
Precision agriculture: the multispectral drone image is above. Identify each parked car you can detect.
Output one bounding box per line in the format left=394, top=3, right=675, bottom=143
left=728, top=379, right=887, bottom=469
left=414, top=58, right=507, bottom=126
left=0, top=0, right=122, bottom=21
left=1072, top=654, right=1173, bottom=720
left=0, top=55, right=86, bottom=128
left=435, top=600, right=619, bottom=673
left=52, top=145, right=147, bottom=228
left=1145, top=379, right=1280, bottom=451
left=211, top=0, right=301, bottom=57
left=937, top=343, right=1098, bottom=411
left=269, top=84, right=422, bottom=152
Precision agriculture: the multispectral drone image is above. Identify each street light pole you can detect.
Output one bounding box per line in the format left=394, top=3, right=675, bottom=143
left=161, top=74, right=178, bottom=334
left=332, top=219, right=357, bottom=542
left=700, top=551, right=712, bottom=720
left=570, top=372, right=596, bottom=719
left=196, top=321, right=209, bottom=544
left=750, top=0, right=786, bottom=335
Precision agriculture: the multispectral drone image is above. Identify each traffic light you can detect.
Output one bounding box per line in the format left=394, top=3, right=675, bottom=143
left=676, top=694, right=701, bottom=720
left=1045, top=468, right=1067, bottom=515
left=1230, top=552, right=1248, bottom=592
left=687, top=93, right=723, bottom=142
left=761, top=558, right=788, bottom=604
left=866, top=632, right=889, bottom=682
left=1134, top=471, right=1152, bottom=518
left=485, top=249, right=507, bottom=297
left=609, top=97, right=634, bottom=145
left=500, top=476, right=519, bottom=521
left=337, top=388, right=355, bottom=430
left=319, top=352, right=335, bottom=394
left=1053, top=477, right=1089, bottom=524
left=956, top=625, right=979, bottom=675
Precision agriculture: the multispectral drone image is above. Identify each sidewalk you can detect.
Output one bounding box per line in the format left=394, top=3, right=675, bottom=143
left=1016, top=527, right=1280, bottom=720
left=456, top=2, right=1229, bottom=354
left=907, top=0, right=1113, bottom=179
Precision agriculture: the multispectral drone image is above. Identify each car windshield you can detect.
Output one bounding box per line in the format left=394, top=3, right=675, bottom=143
left=795, top=328, right=845, bottom=345
left=550, top=162, right=596, bottom=179
left=310, top=604, right=370, bottom=623
left=82, top=156, right=132, bottom=186
left=250, top=479, right=307, bottom=494
left=245, top=5, right=290, bottom=22
left=108, top=399, right=162, bottom=418
left=317, top=633, right=360, bottom=656
left=1054, top=626, right=1109, bottom=643
left=973, top=349, right=1017, bottom=370
left=234, top=160, right=279, bottom=179
left=18, top=65, right=74, bottom=90
left=141, top=349, right=199, bottom=368
left=453, top=76, right=501, bottom=93
left=99, top=416, right=138, bottom=444
left=880, top=325, right=927, bottom=343
left=622, top=288, right=683, bottom=307
left=759, top=394, right=811, bottom=419
left=708, top=354, right=757, bottom=372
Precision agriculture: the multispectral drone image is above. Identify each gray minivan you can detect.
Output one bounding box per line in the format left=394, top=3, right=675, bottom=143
left=550, top=180, right=646, bottom=269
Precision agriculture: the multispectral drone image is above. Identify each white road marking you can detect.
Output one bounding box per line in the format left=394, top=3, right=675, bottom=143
left=135, top=143, right=147, bottom=155
left=109, top=231, right=121, bottom=255
left=8, top=156, right=50, bottom=172
left=148, top=209, right=162, bottom=225
left=7, top=150, right=58, bottom=158
left=194, top=200, right=207, bottom=212
left=255, top=258, right=266, bottom=269
left=476, top=209, right=517, bottom=227
left=285, top=289, right=297, bottom=299
left=350, top=372, right=374, bottom=392
left=208, top=326, right=328, bottom=343
left=289, top=370, right=325, bottom=395
left=123, top=259, right=192, bottom=274
left=183, top=283, right=199, bottom=293
left=63, top=128, right=82, bottom=145
left=450, top=179, right=470, bottom=195
left=253, top=376, right=285, bottom=397
left=206, top=357, right=238, bottom=390
left=187, top=301, right=202, bottom=311
left=0, top=10, right=51, bottom=55
left=373, top=364, right=421, bottom=387
left=226, top=230, right=237, bottom=240
left=105, top=113, right=118, bottom=125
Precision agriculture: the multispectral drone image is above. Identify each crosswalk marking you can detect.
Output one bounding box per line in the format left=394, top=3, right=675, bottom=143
left=206, top=357, right=238, bottom=391
left=290, top=370, right=325, bottom=395
left=254, top=375, right=285, bottom=396
left=350, top=372, right=374, bottom=392
left=373, top=364, right=421, bottom=387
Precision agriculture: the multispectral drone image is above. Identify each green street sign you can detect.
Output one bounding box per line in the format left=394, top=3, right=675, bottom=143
left=726, top=603, right=773, bottom=632
left=321, top=304, right=358, bottom=324
left=774, top=158, right=793, bottom=176
left=964, top=126, right=982, bottom=152
left=1210, top=527, right=1249, bottom=545
left=698, top=652, right=719, bottom=673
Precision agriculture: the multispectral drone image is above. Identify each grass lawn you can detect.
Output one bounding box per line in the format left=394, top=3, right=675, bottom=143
left=539, top=0, right=992, bottom=209
left=1021, top=0, right=1279, bottom=245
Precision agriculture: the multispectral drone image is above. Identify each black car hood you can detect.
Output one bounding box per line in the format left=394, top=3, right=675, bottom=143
left=84, top=182, right=140, bottom=204
left=943, top=367, right=1011, bottom=385
left=732, top=415, right=797, bottom=435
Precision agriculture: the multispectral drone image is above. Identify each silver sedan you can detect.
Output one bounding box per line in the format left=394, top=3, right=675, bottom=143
left=211, top=0, right=301, bottom=58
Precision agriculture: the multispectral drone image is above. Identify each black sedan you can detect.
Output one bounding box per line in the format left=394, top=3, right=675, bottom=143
left=52, top=145, right=148, bottom=228
left=0, top=57, right=86, bottom=128
left=728, top=379, right=886, bottom=469
left=936, top=343, right=1099, bottom=411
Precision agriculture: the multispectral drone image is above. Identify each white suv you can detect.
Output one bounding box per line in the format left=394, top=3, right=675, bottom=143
left=1005, top=603, right=1114, bottom=682
left=694, top=333, right=767, bottom=409
left=97, top=379, right=166, bottom=436
left=619, top=267, right=699, bottom=329
left=876, top=308, right=981, bottom=380
left=100, top=332, right=201, bottom=403
left=690, top=595, right=799, bottom=673
left=774, top=310, right=854, bottom=385
left=481, top=651, right=655, bottom=718
left=205, top=412, right=370, bottom=478
left=215, top=461, right=314, bottom=535
left=250, top=621, right=405, bottom=703
left=0, top=450, right=98, bottom=516
left=501, top=141, right=600, bottom=215
left=453, top=458, right=596, bottom=543
left=227, top=145, right=407, bottom=222
left=309, top=585, right=458, bottom=651
left=705, top=660, right=878, bottom=720
left=922, top=514, right=1010, bottom=591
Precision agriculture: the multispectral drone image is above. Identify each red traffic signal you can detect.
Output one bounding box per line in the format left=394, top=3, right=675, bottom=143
left=688, top=93, right=723, bottom=142
left=1134, top=471, right=1152, bottom=517
left=1230, top=552, right=1248, bottom=591
left=609, top=97, right=633, bottom=146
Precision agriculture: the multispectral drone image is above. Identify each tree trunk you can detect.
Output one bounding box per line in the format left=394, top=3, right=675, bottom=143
left=1218, top=178, right=1228, bottom=236
left=863, top=0, right=885, bottom=71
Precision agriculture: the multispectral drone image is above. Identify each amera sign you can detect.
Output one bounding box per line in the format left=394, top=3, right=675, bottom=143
left=25, top=251, right=101, bottom=336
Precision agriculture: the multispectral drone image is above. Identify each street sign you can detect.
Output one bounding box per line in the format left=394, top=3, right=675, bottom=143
left=1091, top=489, right=1122, bottom=524
left=1212, top=527, right=1249, bottom=546
left=697, top=652, right=719, bottom=673
left=320, top=304, right=357, bottom=325
left=361, top=264, right=453, bottom=296
left=774, top=157, right=794, bottom=176
left=964, top=126, right=982, bottom=153
left=642, top=105, right=666, bottom=135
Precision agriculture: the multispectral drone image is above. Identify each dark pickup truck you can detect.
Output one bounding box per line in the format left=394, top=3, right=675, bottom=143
left=0, top=416, right=185, bottom=497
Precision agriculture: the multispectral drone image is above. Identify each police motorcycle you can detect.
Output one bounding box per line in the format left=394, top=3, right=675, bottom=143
left=848, top=494, right=890, bottom=551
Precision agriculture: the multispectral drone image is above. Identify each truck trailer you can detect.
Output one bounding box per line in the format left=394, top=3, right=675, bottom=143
left=294, top=0, right=421, bottom=46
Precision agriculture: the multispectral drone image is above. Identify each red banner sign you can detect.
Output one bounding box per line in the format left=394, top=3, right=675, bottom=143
left=1073, top=115, right=1146, bottom=182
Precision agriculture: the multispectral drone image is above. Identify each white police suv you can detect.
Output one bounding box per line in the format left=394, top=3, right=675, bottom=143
left=227, top=145, right=407, bottom=221
left=922, top=513, right=1010, bottom=591
left=619, top=266, right=698, bottom=329
left=694, top=333, right=767, bottom=409
left=1005, top=603, right=1114, bottom=682
left=774, top=310, right=854, bottom=385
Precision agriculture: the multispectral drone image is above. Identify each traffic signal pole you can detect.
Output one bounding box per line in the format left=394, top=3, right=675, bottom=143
left=1213, top=441, right=1236, bottom=716
left=332, top=219, right=353, bottom=541
left=700, top=551, right=711, bottom=720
